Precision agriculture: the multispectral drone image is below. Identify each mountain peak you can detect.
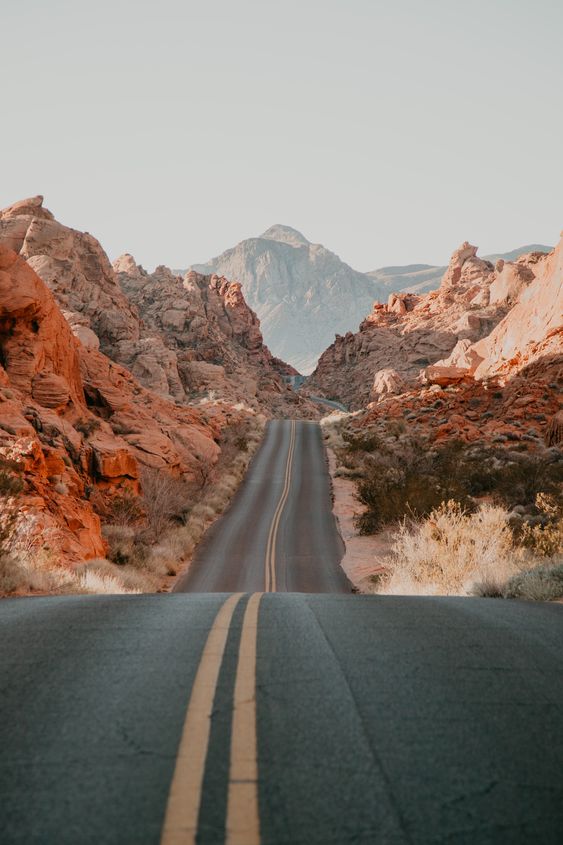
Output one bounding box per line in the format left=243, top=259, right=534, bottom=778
left=260, top=224, right=309, bottom=247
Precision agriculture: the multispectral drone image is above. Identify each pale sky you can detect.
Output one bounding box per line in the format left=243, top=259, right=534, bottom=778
left=2, top=0, right=562, bottom=272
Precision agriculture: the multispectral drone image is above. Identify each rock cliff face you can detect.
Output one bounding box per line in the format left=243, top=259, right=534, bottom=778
left=0, top=196, right=140, bottom=351
left=436, top=235, right=562, bottom=382
left=310, top=238, right=562, bottom=410
left=0, top=244, right=229, bottom=565
left=315, top=235, right=562, bottom=450
left=190, top=225, right=385, bottom=374
left=0, top=198, right=312, bottom=418
left=308, top=241, right=508, bottom=408
left=113, top=257, right=307, bottom=416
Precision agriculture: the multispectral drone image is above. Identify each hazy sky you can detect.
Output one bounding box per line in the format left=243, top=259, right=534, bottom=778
left=3, top=0, right=562, bottom=271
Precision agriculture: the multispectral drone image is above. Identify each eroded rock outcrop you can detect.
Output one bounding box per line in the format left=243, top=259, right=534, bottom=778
left=0, top=198, right=314, bottom=417
left=321, top=236, right=561, bottom=451
left=427, top=236, right=562, bottom=384
left=0, top=244, right=234, bottom=566
left=309, top=241, right=506, bottom=408
left=113, top=257, right=315, bottom=416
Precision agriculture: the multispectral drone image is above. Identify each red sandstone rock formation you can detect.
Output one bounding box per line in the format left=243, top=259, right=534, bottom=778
left=453, top=235, right=562, bottom=382
left=309, top=237, right=559, bottom=409
left=0, top=243, right=237, bottom=566
left=0, top=197, right=314, bottom=418
left=320, top=236, right=561, bottom=451
left=113, top=257, right=310, bottom=415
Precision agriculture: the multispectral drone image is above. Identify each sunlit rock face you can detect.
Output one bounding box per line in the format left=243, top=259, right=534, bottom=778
left=0, top=240, right=231, bottom=566
left=308, top=238, right=559, bottom=409
left=0, top=197, right=315, bottom=419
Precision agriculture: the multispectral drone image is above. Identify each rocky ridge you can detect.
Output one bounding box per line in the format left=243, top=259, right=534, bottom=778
left=113, top=255, right=307, bottom=416
left=0, top=243, right=233, bottom=567
left=0, top=197, right=313, bottom=418
left=189, top=224, right=552, bottom=374
left=308, top=239, right=560, bottom=410
left=0, top=197, right=317, bottom=584
left=367, top=244, right=552, bottom=296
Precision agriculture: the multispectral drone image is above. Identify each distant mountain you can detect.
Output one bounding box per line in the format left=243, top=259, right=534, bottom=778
left=189, top=225, right=385, bottom=374
left=482, top=244, right=553, bottom=263
left=367, top=264, right=446, bottom=295
left=369, top=245, right=553, bottom=296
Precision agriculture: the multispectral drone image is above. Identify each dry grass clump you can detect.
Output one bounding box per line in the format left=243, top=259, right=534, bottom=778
left=0, top=511, right=145, bottom=596
left=500, top=562, right=563, bottom=601
left=517, top=493, right=563, bottom=557
left=0, top=553, right=55, bottom=595
left=377, top=494, right=563, bottom=599
left=380, top=501, right=517, bottom=596
left=0, top=457, right=23, bottom=550
left=74, top=559, right=147, bottom=594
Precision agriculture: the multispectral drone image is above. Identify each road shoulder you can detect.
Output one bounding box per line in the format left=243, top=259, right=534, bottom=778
left=327, top=448, right=394, bottom=593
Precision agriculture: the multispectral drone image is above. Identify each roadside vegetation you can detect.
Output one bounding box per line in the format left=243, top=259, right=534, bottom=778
left=84, top=414, right=265, bottom=593
left=0, top=415, right=265, bottom=596
left=323, top=414, right=563, bottom=599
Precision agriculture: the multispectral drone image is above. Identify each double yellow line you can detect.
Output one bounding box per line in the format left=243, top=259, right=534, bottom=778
left=160, top=593, right=263, bottom=845
left=264, top=419, right=296, bottom=593
left=161, top=421, right=298, bottom=843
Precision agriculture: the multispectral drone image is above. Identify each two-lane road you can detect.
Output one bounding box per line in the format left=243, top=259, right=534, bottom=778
left=2, top=419, right=562, bottom=844
left=0, top=594, right=562, bottom=844
left=176, top=420, right=350, bottom=593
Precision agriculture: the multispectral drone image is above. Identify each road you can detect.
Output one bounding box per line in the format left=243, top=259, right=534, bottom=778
left=308, top=394, right=348, bottom=413
left=175, top=420, right=351, bottom=593
left=0, top=593, right=562, bottom=844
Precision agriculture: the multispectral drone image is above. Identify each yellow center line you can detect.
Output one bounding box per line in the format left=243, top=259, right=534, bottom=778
left=226, top=592, right=263, bottom=845
left=160, top=593, right=244, bottom=845
left=264, top=420, right=296, bottom=592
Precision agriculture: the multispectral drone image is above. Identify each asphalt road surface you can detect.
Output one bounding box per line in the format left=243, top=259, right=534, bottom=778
left=308, top=394, right=348, bottom=413
left=175, top=420, right=351, bottom=593
left=1, top=593, right=562, bottom=844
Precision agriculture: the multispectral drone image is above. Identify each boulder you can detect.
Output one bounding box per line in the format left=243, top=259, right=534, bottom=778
left=424, top=365, right=471, bottom=386
left=371, top=368, right=407, bottom=400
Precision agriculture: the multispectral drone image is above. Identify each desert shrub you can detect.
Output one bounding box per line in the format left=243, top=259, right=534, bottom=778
left=340, top=425, right=563, bottom=535
left=102, top=524, right=147, bottom=566
left=140, top=468, right=195, bottom=539
left=342, top=430, right=381, bottom=453
left=502, top=562, right=563, bottom=601
left=379, top=501, right=518, bottom=595
left=0, top=554, right=40, bottom=594
left=106, top=489, right=144, bottom=526
left=0, top=534, right=71, bottom=596
left=354, top=441, right=473, bottom=534
left=385, top=420, right=406, bottom=439
left=74, top=417, right=101, bottom=437
left=471, top=577, right=505, bottom=598
left=0, top=553, right=67, bottom=595
left=517, top=493, right=563, bottom=557
left=493, top=456, right=563, bottom=509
